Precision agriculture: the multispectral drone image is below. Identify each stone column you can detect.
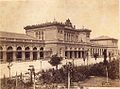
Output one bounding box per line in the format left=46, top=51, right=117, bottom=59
left=99, top=49, right=100, bottom=56
left=37, top=51, right=40, bottom=60
left=30, top=51, right=33, bottom=61
left=76, top=51, right=79, bottom=58
left=13, top=51, right=16, bottom=61
left=22, top=51, right=25, bottom=61
left=97, top=49, right=99, bottom=55
left=68, top=51, right=70, bottom=59
left=80, top=51, right=82, bottom=58
left=43, top=51, right=46, bottom=59
left=100, top=49, right=101, bottom=56
left=65, top=33, right=67, bottom=41
left=3, top=51, right=7, bottom=62
left=72, top=51, right=75, bottom=58
left=69, top=34, right=71, bottom=42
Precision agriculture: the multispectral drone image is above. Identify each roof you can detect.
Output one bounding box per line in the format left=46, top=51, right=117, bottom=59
left=24, top=19, right=75, bottom=30
left=91, top=35, right=118, bottom=41
left=24, top=21, right=65, bottom=30
left=77, top=28, right=91, bottom=32
left=0, top=31, right=36, bottom=40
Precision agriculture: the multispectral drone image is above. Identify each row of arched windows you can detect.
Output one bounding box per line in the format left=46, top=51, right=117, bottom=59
left=0, top=46, right=44, bottom=62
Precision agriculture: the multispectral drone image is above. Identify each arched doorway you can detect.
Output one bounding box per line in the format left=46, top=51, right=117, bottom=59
left=33, top=47, right=37, bottom=60
left=7, top=46, right=13, bottom=62
left=40, top=47, right=44, bottom=59
left=25, top=47, right=30, bottom=60
left=0, top=46, right=3, bottom=61
left=16, top=46, right=22, bottom=61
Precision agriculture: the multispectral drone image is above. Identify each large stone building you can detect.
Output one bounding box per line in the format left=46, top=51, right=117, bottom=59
left=0, top=19, right=118, bottom=63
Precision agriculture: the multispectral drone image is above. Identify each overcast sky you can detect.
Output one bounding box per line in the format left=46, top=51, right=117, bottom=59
left=0, top=0, right=119, bottom=47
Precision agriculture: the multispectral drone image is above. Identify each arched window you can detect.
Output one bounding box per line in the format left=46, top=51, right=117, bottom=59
left=33, top=47, right=37, bottom=60
left=0, top=46, right=3, bottom=60
left=7, top=46, right=13, bottom=62
left=25, top=47, right=30, bottom=60
left=40, top=47, right=44, bottom=59
left=16, top=46, right=22, bottom=61
left=7, top=46, right=13, bottom=50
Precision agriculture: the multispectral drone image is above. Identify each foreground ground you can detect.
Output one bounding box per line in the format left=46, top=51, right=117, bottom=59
left=0, top=57, right=104, bottom=78
left=1, top=57, right=119, bottom=89
left=35, top=76, right=120, bottom=88
left=76, top=76, right=120, bottom=87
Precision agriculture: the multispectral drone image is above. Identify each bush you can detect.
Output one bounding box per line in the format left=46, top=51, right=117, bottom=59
left=39, top=59, right=119, bottom=84
left=1, top=59, right=119, bottom=88
left=88, top=59, right=119, bottom=79
left=108, top=59, right=119, bottom=79
left=89, top=62, right=106, bottom=77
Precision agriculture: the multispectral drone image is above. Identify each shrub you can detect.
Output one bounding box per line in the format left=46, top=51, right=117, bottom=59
left=41, top=59, right=119, bottom=84
left=89, top=62, right=106, bottom=77
left=108, top=59, right=119, bottom=79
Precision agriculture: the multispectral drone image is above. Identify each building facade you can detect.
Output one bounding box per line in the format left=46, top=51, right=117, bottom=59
left=0, top=19, right=118, bottom=63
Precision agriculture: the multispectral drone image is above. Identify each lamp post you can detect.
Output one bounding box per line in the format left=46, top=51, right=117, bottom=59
left=67, top=71, right=70, bottom=89
left=40, top=59, right=42, bottom=71
left=64, top=56, right=70, bottom=89
left=28, top=65, right=35, bottom=89
left=102, top=49, right=111, bottom=86
left=7, top=62, right=13, bottom=78
left=67, top=62, right=72, bottom=89
left=15, top=72, right=18, bottom=87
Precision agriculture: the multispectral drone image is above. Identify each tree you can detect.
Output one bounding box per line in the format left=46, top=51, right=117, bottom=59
left=49, top=54, right=63, bottom=70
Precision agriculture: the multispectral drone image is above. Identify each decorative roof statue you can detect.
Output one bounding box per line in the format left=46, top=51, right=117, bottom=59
left=65, top=18, right=72, bottom=27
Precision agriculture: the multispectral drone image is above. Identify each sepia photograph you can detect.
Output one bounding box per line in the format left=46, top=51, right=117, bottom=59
left=0, top=0, right=120, bottom=89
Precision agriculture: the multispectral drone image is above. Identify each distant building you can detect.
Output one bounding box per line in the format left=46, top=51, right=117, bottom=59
left=91, top=36, right=118, bottom=56
left=0, top=19, right=118, bottom=62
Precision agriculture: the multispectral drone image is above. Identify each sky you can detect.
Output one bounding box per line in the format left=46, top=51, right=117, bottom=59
left=0, top=0, right=119, bottom=48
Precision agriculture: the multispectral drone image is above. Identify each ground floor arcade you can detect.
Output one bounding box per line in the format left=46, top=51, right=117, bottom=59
left=0, top=45, right=118, bottom=63
left=0, top=46, right=52, bottom=63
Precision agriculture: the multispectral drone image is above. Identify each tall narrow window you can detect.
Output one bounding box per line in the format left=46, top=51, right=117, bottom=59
left=7, top=46, right=13, bottom=62
left=40, top=47, right=44, bottom=59
left=36, top=32, right=38, bottom=38
left=33, top=47, right=37, bottom=60
left=25, top=47, right=30, bottom=60
left=0, top=46, right=3, bottom=60
left=16, top=46, right=22, bottom=61
left=39, top=31, right=41, bottom=39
